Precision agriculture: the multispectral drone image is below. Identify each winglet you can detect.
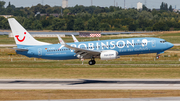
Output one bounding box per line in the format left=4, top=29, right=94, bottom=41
left=71, top=34, right=79, bottom=42
left=57, top=35, right=65, bottom=45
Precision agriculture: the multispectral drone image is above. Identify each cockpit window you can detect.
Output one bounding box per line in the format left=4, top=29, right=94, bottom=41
left=160, top=40, right=166, bottom=43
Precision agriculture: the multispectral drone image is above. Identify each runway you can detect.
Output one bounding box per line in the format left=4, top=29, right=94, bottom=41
left=0, top=44, right=16, bottom=47
left=22, top=97, right=180, bottom=101
left=1, top=79, right=180, bottom=90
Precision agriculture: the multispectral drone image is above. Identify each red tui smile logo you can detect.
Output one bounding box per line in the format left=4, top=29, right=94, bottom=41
left=15, top=32, right=26, bottom=42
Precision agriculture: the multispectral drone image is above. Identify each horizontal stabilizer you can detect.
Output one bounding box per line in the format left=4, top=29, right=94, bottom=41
left=10, top=47, right=29, bottom=51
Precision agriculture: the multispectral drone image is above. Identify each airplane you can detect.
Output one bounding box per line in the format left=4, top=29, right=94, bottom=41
left=8, top=18, right=174, bottom=65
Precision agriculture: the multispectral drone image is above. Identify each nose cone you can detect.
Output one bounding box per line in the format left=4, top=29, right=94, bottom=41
left=169, top=42, right=174, bottom=49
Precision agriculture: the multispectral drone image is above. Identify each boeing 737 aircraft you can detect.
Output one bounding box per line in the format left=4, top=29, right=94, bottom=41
left=8, top=18, right=174, bottom=65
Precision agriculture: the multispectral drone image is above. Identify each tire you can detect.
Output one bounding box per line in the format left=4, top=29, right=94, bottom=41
left=89, top=61, right=93, bottom=65
left=92, top=60, right=96, bottom=65
left=156, top=56, right=159, bottom=59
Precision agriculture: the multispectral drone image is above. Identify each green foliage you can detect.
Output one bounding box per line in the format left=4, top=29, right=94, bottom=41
left=52, top=18, right=66, bottom=30
left=87, top=17, right=100, bottom=31
left=128, top=23, right=137, bottom=31
left=0, top=1, right=5, bottom=9
left=100, top=23, right=110, bottom=31
left=169, top=5, right=173, bottom=12
left=0, top=17, right=9, bottom=29
left=73, top=18, right=84, bottom=30
left=160, top=2, right=168, bottom=11
left=0, top=1, right=179, bottom=31
left=153, top=22, right=169, bottom=31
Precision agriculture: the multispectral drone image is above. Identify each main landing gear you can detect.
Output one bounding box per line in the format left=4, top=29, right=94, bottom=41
left=89, top=58, right=96, bottom=65
left=156, top=55, right=160, bottom=59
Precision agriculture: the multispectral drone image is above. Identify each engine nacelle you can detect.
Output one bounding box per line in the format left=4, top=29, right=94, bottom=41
left=100, top=50, right=120, bottom=60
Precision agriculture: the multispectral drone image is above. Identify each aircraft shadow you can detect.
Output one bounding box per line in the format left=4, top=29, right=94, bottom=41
left=1, top=80, right=180, bottom=85
left=69, top=80, right=180, bottom=85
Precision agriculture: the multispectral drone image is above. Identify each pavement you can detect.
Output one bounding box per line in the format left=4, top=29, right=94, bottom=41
left=21, top=97, right=180, bottom=101
left=1, top=79, right=180, bottom=90
left=174, top=44, right=180, bottom=46
left=0, top=44, right=16, bottom=47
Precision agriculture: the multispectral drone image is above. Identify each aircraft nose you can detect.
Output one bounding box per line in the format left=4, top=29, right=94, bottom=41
left=169, top=42, right=174, bottom=48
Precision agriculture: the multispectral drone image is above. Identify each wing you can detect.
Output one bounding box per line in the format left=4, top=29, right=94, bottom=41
left=59, top=35, right=100, bottom=58
left=64, top=43, right=101, bottom=56
left=57, top=35, right=65, bottom=44
left=71, top=34, right=79, bottom=42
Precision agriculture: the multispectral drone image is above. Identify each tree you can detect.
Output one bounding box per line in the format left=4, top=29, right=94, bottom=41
left=153, top=22, right=169, bottom=31
left=23, top=18, right=33, bottom=29
left=160, top=2, right=168, bottom=11
left=128, top=23, right=137, bottom=31
left=52, top=18, right=66, bottom=30
left=87, top=17, right=100, bottom=31
left=63, top=9, right=70, bottom=15
left=32, top=20, right=43, bottom=30
left=160, top=2, right=164, bottom=10
left=66, top=16, right=75, bottom=30
left=169, top=5, right=173, bottom=12
left=142, top=5, right=148, bottom=11
left=41, top=19, right=51, bottom=29
left=0, top=1, right=5, bottom=9
left=0, top=17, right=9, bottom=29
left=73, top=18, right=84, bottom=30
left=100, top=23, right=110, bottom=31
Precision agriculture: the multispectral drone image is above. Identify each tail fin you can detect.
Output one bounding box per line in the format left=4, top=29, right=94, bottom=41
left=8, top=18, right=51, bottom=47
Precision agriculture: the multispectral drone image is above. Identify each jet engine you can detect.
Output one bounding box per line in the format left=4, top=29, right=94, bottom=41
left=100, top=50, right=120, bottom=60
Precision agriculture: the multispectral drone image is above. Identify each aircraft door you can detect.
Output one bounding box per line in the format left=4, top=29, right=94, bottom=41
left=152, top=40, right=156, bottom=47
left=38, top=48, right=42, bottom=56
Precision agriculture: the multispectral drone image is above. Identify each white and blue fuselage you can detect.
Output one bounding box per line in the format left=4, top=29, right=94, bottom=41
left=16, top=37, right=174, bottom=60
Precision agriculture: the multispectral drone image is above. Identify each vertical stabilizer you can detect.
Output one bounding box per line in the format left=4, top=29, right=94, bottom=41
left=8, top=18, right=51, bottom=47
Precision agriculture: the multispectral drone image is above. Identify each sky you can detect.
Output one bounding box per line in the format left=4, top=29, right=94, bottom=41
left=2, top=0, right=180, bottom=9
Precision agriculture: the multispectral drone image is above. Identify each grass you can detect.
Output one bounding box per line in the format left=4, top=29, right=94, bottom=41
left=1, top=90, right=180, bottom=100
left=0, top=35, right=15, bottom=44
left=0, top=48, right=180, bottom=79
left=1, top=46, right=180, bottom=79
left=1, top=67, right=180, bottom=79
left=160, top=33, right=180, bottom=36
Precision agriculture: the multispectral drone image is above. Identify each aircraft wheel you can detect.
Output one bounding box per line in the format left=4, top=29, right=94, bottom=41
left=89, top=60, right=94, bottom=65
left=92, top=60, right=96, bottom=65
left=89, top=60, right=96, bottom=65
left=156, top=56, right=160, bottom=59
